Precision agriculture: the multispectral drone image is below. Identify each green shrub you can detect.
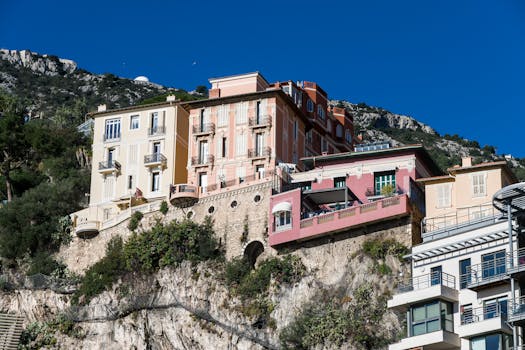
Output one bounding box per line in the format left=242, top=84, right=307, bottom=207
left=362, top=238, right=408, bottom=261
left=159, top=201, right=169, bottom=215
left=18, top=322, right=57, bottom=349
left=224, top=257, right=251, bottom=287
left=375, top=262, right=392, bottom=275
left=27, top=252, right=66, bottom=276
left=127, top=211, right=143, bottom=231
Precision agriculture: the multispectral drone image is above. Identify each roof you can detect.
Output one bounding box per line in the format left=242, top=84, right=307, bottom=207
left=301, top=144, right=443, bottom=175
left=86, top=100, right=180, bottom=118
left=208, top=71, right=270, bottom=85
left=416, top=175, right=456, bottom=183
left=447, top=160, right=518, bottom=182
left=493, top=182, right=525, bottom=215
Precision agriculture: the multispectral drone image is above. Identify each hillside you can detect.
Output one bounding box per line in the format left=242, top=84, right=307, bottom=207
left=1, top=48, right=523, bottom=180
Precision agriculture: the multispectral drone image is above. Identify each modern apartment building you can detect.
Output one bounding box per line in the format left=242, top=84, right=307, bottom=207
left=170, top=72, right=355, bottom=207
left=388, top=158, right=523, bottom=350
left=268, top=143, right=442, bottom=247
left=72, top=97, right=189, bottom=237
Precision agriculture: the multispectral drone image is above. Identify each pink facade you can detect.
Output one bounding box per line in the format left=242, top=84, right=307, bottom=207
left=268, top=144, right=442, bottom=247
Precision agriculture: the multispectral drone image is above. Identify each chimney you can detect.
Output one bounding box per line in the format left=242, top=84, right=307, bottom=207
left=166, top=95, right=176, bottom=102
left=462, top=156, right=472, bottom=167
left=97, top=104, right=107, bottom=112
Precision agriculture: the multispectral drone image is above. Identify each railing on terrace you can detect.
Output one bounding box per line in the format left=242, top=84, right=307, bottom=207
left=192, top=123, right=215, bottom=135
left=191, top=154, right=214, bottom=166
left=460, top=256, right=508, bottom=289
left=297, top=195, right=403, bottom=229
left=201, top=169, right=277, bottom=193
left=170, top=184, right=199, bottom=196
left=396, top=271, right=456, bottom=293
left=148, top=126, right=166, bottom=136
left=144, top=153, right=167, bottom=164
left=98, top=160, right=121, bottom=171
left=509, top=296, right=525, bottom=321
left=422, top=203, right=499, bottom=234
left=460, top=303, right=507, bottom=325
left=507, top=246, right=525, bottom=275
left=100, top=201, right=162, bottom=230
left=248, top=115, right=272, bottom=127
left=248, top=147, right=272, bottom=158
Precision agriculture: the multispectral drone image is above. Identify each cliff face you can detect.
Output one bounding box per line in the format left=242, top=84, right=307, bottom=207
left=2, top=217, right=411, bottom=349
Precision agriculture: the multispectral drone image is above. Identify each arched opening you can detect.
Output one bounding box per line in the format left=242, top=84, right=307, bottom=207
left=243, top=240, right=264, bottom=268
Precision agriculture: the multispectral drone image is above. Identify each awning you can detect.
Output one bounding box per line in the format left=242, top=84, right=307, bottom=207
left=302, top=187, right=358, bottom=205
left=272, top=202, right=292, bottom=214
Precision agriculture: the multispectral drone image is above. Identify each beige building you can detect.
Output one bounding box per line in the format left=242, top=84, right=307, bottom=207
left=72, top=97, right=189, bottom=237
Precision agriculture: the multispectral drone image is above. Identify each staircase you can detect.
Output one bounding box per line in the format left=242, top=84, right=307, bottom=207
left=0, top=313, right=24, bottom=350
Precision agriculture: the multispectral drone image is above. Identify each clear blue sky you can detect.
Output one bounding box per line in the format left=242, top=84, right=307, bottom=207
left=1, top=0, right=524, bottom=157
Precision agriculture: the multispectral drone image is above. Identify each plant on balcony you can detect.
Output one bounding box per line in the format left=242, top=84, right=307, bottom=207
left=380, top=184, right=396, bottom=197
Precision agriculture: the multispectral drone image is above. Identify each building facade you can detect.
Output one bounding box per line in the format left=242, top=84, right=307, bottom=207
left=72, top=97, right=189, bottom=237
left=388, top=158, right=522, bottom=350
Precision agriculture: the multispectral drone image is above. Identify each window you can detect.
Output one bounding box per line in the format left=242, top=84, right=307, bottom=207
left=410, top=300, right=453, bottom=336
left=198, top=172, right=207, bottom=192
left=275, top=211, right=291, bottom=231
left=482, top=250, right=506, bottom=280
left=437, top=184, right=451, bottom=208
left=374, top=171, right=396, bottom=195
left=104, top=175, right=115, bottom=200
left=305, top=130, right=313, bottom=144
left=130, top=115, right=139, bottom=130
left=334, top=177, right=346, bottom=188
left=484, top=297, right=507, bottom=320
left=236, top=167, right=245, bottom=184
left=321, top=138, right=328, bottom=153
left=235, top=133, right=247, bottom=156
left=235, top=102, right=248, bottom=124
left=306, top=99, right=314, bottom=112
left=460, top=258, right=471, bottom=289
left=151, top=112, right=159, bottom=131
left=317, top=105, right=325, bottom=120
left=345, top=129, right=352, bottom=144
left=471, top=333, right=510, bottom=350
left=104, top=118, right=121, bottom=141
left=431, top=266, right=442, bottom=286
left=107, top=148, right=115, bottom=164
left=327, top=120, right=332, bottom=133
left=217, top=105, right=228, bottom=127
left=127, top=175, right=133, bottom=190
left=221, top=137, right=227, bottom=158
left=462, top=304, right=473, bottom=324
left=472, top=173, right=487, bottom=197
left=198, top=140, right=208, bottom=164
left=256, top=164, right=265, bottom=179
left=128, top=144, right=138, bottom=164
left=255, top=133, right=264, bottom=156
left=293, top=120, right=298, bottom=140
left=151, top=172, right=160, bottom=192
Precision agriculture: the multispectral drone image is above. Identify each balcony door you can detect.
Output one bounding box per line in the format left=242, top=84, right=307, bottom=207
left=199, top=172, right=208, bottom=193
left=255, top=133, right=264, bottom=156
left=151, top=112, right=159, bottom=132
left=107, top=148, right=115, bottom=164
left=153, top=142, right=161, bottom=162
left=199, top=141, right=209, bottom=164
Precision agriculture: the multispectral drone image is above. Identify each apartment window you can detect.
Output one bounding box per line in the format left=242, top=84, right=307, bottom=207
left=104, top=118, right=121, bottom=140
left=306, top=99, right=314, bottom=112
left=151, top=172, right=160, bottom=192
left=127, top=175, right=133, bottom=190
left=482, top=250, right=506, bottom=280
left=235, top=133, right=247, bottom=156
left=235, top=102, right=248, bottom=124
left=198, top=172, right=208, bottom=193
left=107, top=148, right=115, bottom=164
left=236, top=167, right=245, bottom=184
left=317, top=105, right=325, bottom=120
left=130, top=115, right=139, bottom=130
left=410, top=300, right=453, bottom=336
left=305, top=130, right=313, bottom=144
left=255, top=133, right=264, bottom=156
left=374, top=171, right=396, bottom=195
left=461, top=304, right=473, bottom=324
left=221, top=137, right=227, bottom=158
left=104, top=175, right=115, bottom=201
left=436, top=183, right=451, bottom=208
left=327, top=120, right=332, bottom=133
left=484, top=297, right=507, bottom=320
left=256, top=164, right=265, bottom=179
left=459, top=258, right=471, bottom=289
left=471, top=333, right=510, bottom=350
left=275, top=211, right=291, bottom=231
left=198, top=140, right=209, bottom=164
left=293, top=120, right=298, bottom=140
left=345, top=129, right=352, bottom=144
left=472, top=172, right=487, bottom=197
left=430, top=266, right=442, bottom=286
left=151, top=112, right=159, bottom=132
left=217, top=105, right=228, bottom=127
left=334, top=177, right=346, bottom=188
left=321, top=138, right=328, bottom=153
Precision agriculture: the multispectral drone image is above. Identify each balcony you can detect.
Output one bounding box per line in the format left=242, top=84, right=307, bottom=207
left=144, top=153, right=167, bottom=168
left=248, top=115, right=272, bottom=129
left=270, top=194, right=410, bottom=247
left=148, top=126, right=166, bottom=136
left=191, top=154, right=214, bottom=167
left=457, top=304, right=511, bottom=338
left=389, top=330, right=460, bottom=350
left=421, top=203, right=501, bottom=242
left=248, top=147, right=271, bottom=159
left=506, top=247, right=525, bottom=280
left=103, top=133, right=121, bottom=142
left=170, top=184, right=199, bottom=208
left=388, top=272, right=458, bottom=311
left=74, top=220, right=100, bottom=238
left=460, top=256, right=509, bottom=291
left=98, top=160, right=121, bottom=174
left=192, top=123, right=215, bottom=136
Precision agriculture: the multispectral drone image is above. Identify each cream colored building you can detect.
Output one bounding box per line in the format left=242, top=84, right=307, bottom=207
left=72, top=97, right=189, bottom=237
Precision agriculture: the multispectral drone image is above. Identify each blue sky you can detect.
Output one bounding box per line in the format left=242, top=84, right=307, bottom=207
left=1, top=0, right=524, bottom=157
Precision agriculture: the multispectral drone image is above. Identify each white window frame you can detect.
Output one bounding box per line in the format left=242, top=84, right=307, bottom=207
left=151, top=171, right=161, bottom=192
left=306, top=100, right=314, bottom=112
left=104, top=118, right=121, bottom=140
left=436, top=183, right=452, bottom=208
left=471, top=172, right=487, bottom=197
left=130, top=115, right=140, bottom=130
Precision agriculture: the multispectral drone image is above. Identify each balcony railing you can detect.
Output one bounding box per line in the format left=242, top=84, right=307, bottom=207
left=98, top=160, right=121, bottom=171
left=396, top=271, right=456, bottom=293
left=144, top=153, right=167, bottom=165
left=192, top=123, right=215, bottom=135
left=148, top=126, right=166, bottom=136
left=248, top=147, right=271, bottom=158
left=422, top=203, right=499, bottom=235
left=169, top=184, right=200, bottom=207
left=103, top=133, right=121, bottom=142
left=461, top=303, right=507, bottom=325
left=191, top=154, right=214, bottom=166
left=248, top=115, right=272, bottom=128
left=460, top=256, right=508, bottom=290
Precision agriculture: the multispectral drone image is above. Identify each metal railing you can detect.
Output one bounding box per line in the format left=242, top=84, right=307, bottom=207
left=460, top=303, right=507, bottom=325
left=509, top=296, right=525, bottom=321
left=396, top=271, right=456, bottom=293
left=191, top=154, right=214, bottom=166
left=422, top=203, right=499, bottom=234
left=148, top=126, right=166, bottom=136
left=170, top=184, right=199, bottom=195
left=192, top=123, right=215, bottom=134
left=144, top=153, right=167, bottom=164
left=248, top=147, right=271, bottom=158
left=102, top=133, right=120, bottom=142
left=248, top=115, right=272, bottom=127
left=98, top=160, right=121, bottom=171
left=460, top=256, right=508, bottom=288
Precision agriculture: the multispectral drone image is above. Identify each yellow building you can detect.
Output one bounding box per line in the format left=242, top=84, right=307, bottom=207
left=72, top=96, right=189, bottom=237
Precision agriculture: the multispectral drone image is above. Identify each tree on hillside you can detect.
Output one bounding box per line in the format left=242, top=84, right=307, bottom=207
left=0, top=93, right=30, bottom=202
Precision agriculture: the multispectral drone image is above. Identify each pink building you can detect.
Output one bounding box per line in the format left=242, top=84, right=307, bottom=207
left=268, top=143, right=442, bottom=247
left=170, top=72, right=355, bottom=207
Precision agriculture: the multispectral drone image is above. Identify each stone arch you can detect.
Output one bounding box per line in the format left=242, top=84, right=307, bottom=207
left=243, top=240, right=264, bottom=268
